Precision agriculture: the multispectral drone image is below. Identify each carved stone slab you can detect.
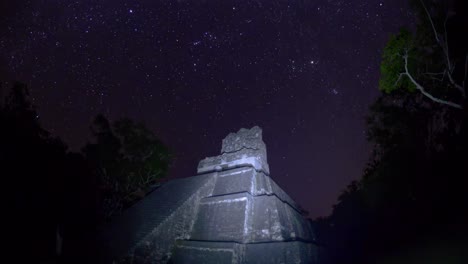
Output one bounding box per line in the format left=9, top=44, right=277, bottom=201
left=198, top=126, right=270, bottom=174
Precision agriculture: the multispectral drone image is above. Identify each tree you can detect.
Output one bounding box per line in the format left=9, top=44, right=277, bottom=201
left=379, top=0, right=467, bottom=109
left=1, top=82, right=171, bottom=261
left=2, top=82, right=70, bottom=262
left=83, top=115, right=171, bottom=220
left=315, top=90, right=468, bottom=264
left=314, top=1, right=468, bottom=263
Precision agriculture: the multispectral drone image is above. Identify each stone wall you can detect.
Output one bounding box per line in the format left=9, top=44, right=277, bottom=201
left=97, top=126, right=317, bottom=264
left=96, top=174, right=216, bottom=263
left=119, top=174, right=217, bottom=263
left=171, top=127, right=317, bottom=263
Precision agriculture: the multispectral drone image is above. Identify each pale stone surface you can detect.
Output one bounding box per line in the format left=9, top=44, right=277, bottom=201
left=121, top=174, right=217, bottom=264
left=244, top=241, right=317, bottom=264
left=198, top=126, right=270, bottom=174
left=171, top=240, right=316, bottom=264
left=171, top=241, right=246, bottom=264
left=212, top=167, right=255, bottom=196
left=93, top=126, right=317, bottom=264
left=190, top=193, right=250, bottom=242
left=189, top=190, right=314, bottom=244
left=96, top=173, right=217, bottom=264
left=197, top=148, right=270, bottom=175
left=268, top=176, right=301, bottom=211
left=221, top=126, right=266, bottom=154
left=249, top=195, right=284, bottom=242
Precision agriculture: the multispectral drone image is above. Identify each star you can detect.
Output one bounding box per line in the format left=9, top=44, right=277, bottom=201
left=0, top=0, right=414, bottom=219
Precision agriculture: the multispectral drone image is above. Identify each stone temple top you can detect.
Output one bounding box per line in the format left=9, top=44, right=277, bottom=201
left=221, top=126, right=266, bottom=155
left=92, top=126, right=316, bottom=264
left=197, top=126, right=270, bottom=175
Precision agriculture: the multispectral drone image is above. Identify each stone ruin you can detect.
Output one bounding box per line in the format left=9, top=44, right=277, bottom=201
left=94, top=126, right=317, bottom=263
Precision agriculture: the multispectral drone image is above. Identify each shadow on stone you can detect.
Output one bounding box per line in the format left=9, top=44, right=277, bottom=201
left=94, top=127, right=318, bottom=264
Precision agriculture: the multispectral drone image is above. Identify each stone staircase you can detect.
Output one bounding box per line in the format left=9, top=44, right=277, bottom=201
left=96, top=126, right=317, bottom=264
left=170, top=127, right=317, bottom=263
left=96, top=174, right=216, bottom=263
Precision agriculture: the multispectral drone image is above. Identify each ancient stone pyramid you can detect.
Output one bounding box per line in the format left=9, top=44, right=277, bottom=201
left=96, top=126, right=317, bottom=264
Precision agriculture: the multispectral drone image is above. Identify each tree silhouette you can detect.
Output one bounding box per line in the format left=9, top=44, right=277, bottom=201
left=314, top=1, right=468, bottom=263
left=83, top=115, right=171, bottom=220
left=2, top=82, right=171, bottom=262
left=2, top=82, right=69, bottom=262
left=379, top=0, right=467, bottom=109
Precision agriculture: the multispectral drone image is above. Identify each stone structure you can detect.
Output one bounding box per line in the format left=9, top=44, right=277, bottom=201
left=96, top=126, right=317, bottom=264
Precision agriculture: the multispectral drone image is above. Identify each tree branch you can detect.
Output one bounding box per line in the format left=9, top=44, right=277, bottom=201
left=447, top=68, right=466, bottom=97
left=402, top=52, right=462, bottom=109
left=394, top=73, right=405, bottom=86
left=419, top=0, right=440, bottom=44
left=443, top=13, right=452, bottom=71
left=419, top=0, right=465, bottom=98
left=424, top=70, right=447, bottom=82
left=424, top=71, right=445, bottom=76
left=464, top=54, right=468, bottom=89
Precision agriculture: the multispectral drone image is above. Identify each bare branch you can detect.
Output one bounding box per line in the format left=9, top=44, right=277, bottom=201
left=403, top=52, right=462, bottom=109
left=394, top=73, right=405, bottom=87
left=419, top=0, right=440, bottom=44
left=464, top=54, right=468, bottom=89
left=427, top=75, right=445, bottom=82
left=447, top=68, right=466, bottom=97
left=419, top=0, right=465, bottom=97
left=424, top=71, right=447, bottom=81
left=424, top=71, right=445, bottom=76
left=443, top=13, right=452, bottom=71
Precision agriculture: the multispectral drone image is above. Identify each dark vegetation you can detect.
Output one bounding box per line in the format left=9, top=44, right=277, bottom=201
left=2, top=83, right=171, bottom=263
left=313, top=0, right=468, bottom=263
left=2, top=0, right=468, bottom=263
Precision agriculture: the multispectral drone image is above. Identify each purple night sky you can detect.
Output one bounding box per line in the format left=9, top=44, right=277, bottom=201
left=0, top=0, right=412, bottom=218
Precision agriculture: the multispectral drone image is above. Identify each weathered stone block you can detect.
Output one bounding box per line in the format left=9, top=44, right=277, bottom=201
left=212, top=167, right=276, bottom=197
left=190, top=193, right=251, bottom=242
left=285, top=204, right=315, bottom=241
left=95, top=174, right=216, bottom=264
left=212, top=167, right=256, bottom=196
left=269, top=177, right=300, bottom=210
left=221, top=126, right=266, bottom=156
left=172, top=240, right=316, bottom=264
left=171, top=241, right=241, bottom=264
left=197, top=149, right=270, bottom=175
left=249, top=195, right=284, bottom=242
left=92, top=126, right=318, bottom=264
left=249, top=193, right=314, bottom=242
left=252, top=171, right=273, bottom=195
left=197, top=125, right=270, bottom=175
left=274, top=198, right=297, bottom=241
left=245, top=241, right=316, bottom=264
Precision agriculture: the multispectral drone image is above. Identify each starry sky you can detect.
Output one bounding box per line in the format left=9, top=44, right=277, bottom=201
left=0, top=0, right=412, bottom=218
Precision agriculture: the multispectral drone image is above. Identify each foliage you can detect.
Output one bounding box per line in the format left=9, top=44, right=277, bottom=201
left=314, top=1, right=468, bottom=263
left=83, top=114, right=171, bottom=220
left=315, top=91, right=468, bottom=264
left=1, top=82, right=90, bottom=262
left=379, top=28, right=416, bottom=93
left=378, top=0, right=467, bottom=108
left=2, top=82, right=171, bottom=261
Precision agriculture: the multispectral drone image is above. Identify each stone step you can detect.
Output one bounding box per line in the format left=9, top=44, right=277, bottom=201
left=171, top=240, right=317, bottom=264
left=96, top=173, right=215, bottom=262
left=190, top=191, right=314, bottom=243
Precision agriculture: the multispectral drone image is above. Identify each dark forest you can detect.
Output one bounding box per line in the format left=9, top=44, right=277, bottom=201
left=2, top=0, right=468, bottom=263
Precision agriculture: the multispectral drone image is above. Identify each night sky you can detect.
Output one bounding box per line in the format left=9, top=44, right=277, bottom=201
left=0, top=0, right=412, bottom=218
